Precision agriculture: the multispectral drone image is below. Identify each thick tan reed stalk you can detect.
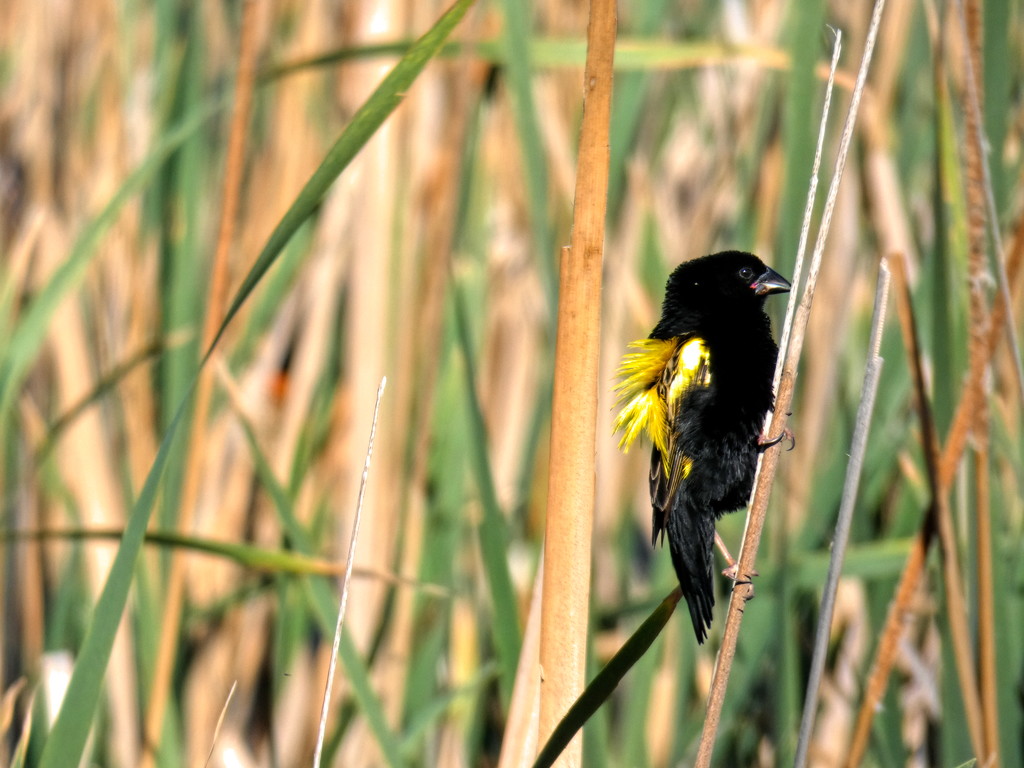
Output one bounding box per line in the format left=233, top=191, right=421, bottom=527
left=140, top=3, right=260, bottom=764
left=537, top=1, right=616, bottom=764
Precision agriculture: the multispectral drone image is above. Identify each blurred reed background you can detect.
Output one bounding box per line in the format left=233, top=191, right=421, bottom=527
left=0, top=0, right=1021, bottom=766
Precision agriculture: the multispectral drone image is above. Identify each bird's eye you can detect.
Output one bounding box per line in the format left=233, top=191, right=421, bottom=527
left=738, top=267, right=755, bottom=281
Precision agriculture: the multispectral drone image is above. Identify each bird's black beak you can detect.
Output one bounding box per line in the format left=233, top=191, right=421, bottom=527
left=752, top=267, right=791, bottom=296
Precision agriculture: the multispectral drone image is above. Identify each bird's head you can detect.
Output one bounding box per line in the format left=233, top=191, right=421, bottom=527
left=652, top=251, right=790, bottom=338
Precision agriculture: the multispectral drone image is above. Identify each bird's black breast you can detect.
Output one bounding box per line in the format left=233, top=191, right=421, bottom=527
left=673, top=316, right=778, bottom=516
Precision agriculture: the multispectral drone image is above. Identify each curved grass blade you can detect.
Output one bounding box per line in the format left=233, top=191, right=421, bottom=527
left=0, top=527, right=448, bottom=595
left=35, top=2, right=477, bottom=765
left=265, top=37, right=808, bottom=79
left=34, top=340, right=165, bottom=462
left=531, top=589, right=680, bottom=768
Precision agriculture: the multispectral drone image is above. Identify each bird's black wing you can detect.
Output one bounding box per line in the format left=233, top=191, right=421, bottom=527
left=649, top=345, right=715, bottom=644
left=665, top=468, right=717, bottom=643
left=649, top=343, right=710, bottom=546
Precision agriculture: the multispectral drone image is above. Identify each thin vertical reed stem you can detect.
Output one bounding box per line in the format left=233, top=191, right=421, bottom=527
left=695, top=2, right=886, bottom=762
left=793, top=261, right=890, bottom=768
left=846, top=256, right=985, bottom=765
left=313, top=378, right=386, bottom=768
left=772, top=31, right=841, bottom=393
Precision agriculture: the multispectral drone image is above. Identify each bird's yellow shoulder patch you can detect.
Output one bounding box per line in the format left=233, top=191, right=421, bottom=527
left=613, top=337, right=710, bottom=455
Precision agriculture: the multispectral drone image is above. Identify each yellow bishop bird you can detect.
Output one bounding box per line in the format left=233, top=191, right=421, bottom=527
left=614, top=251, right=790, bottom=643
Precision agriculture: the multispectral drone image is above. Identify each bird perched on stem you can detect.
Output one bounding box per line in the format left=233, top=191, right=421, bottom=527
left=614, top=251, right=791, bottom=643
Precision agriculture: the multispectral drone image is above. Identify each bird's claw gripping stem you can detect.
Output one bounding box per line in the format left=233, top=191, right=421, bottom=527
left=716, top=532, right=759, bottom=580
left=758, top=426, right=795, bottom=452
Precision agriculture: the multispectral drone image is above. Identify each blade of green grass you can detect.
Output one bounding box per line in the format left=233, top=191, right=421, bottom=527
left=981, top=0, right=1010, bottom=211
left=37, top=398, right=188, bottom=768
left=34, top=340, right=165, bottom=462
left=532, top=589, right=680, bottom=768
left=401, top=358, right=471, bottom=733
left=607, top=0, right=671, bottom=213
left=398, top=664, right=497, bottom=758
left=619, top=616, right=659, bottom=768
left=929, top=58, right=969, bottom=437
left=774, top=0, right=827, bottom=279
left=266, top=37, right=801, bottom=77
left=452, top=280, right=522, bottom=704
left=0, top=527, right=448, bottom=593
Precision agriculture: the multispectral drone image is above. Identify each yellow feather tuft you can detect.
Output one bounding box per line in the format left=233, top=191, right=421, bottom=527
left=613, top=337, right=710, bottom=457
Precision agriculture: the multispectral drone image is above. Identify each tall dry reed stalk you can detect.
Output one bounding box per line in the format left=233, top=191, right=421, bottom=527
left=538, top=1, right=616, bottom=765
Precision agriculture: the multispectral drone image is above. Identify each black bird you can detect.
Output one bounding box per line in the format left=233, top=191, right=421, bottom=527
left=613, top=251, right=791, bottom=643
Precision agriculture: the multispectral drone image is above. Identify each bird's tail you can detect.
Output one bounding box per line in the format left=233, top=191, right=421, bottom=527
left=665, top=505, right=716, bottom=644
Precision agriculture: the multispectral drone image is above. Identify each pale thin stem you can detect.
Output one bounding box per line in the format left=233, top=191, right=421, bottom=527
left=695, top=1, right=888, bottom=764
left=793, top=261, right=890, bottom=768
left=846, top=256, right=986, bottom=766
left=312, top=377, right=387, bottom=768
left=203, top=680, right=237, bottom=768
left=772, top=29, right=842, bottom=394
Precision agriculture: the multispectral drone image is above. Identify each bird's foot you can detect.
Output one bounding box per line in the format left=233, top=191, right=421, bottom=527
left=759, top=426, right=795, bottom=452
left=716, top=532, right=759, bottom=580
left=721, top=562, right=759, bottom=581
